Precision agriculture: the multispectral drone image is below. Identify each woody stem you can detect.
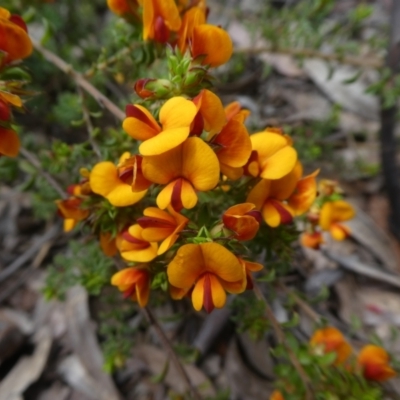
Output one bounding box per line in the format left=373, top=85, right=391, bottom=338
left=142, top=306, right=203, bottom=400
left=253, top=283, right=314, bottom=400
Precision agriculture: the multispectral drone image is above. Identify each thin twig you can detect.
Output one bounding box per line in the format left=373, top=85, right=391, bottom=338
left=31, top=39, right=125, bottom=121
left=142, top=306, right=203, bottom=400
left=253, top=283, right=314, bottom=400
left=76, top=85, right=102, bottom=160
left=19, top=147, right=67, bottom=199
left=0, top=222, right=62, bottom=283
left=235, top=46, right=383, bottom=69
left=83, top=44, right=140, bottom=78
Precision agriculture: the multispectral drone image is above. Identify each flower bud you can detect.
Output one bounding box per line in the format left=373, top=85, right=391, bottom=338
left=134, top=78, right=173, bottom=99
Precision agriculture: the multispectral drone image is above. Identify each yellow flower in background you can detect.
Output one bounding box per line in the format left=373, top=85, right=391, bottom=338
left=310, top=326, right=352, bottom=365
left=142, top=137, right=220, bottom=211
left=123, top=97, right=197, bottom=156
left=137, top=206, right=189, bottom=255
left=55, top=197, right=89, bottom=232
left=111, top=266, right=151, bottom=307
left=319, top=200, right=355, bottom=240
left=117, top=224, right=158, bottom=262
left=245, top=130, right=298, bottom=180
left=358, top=345, right=396, bottom=382
left=167, top=242, right=246, bottom=313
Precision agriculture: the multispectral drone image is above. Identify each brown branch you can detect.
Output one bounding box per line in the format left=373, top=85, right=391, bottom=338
left=19, top=147, right=67, bottom=199
left=141, top=306, right=203, bottom=400
left=235, top=46, right=383, bottom=69
left=31, top=39, right=125, bottom=121
left=253, top=283, right=314, bottom=400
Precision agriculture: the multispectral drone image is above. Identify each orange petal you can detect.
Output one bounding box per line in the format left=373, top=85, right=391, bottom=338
left=192, top=275, right=206, bottom=311
left=100, top=232, right=118, bottom=257
left=246, top=179, right=271, bottom=210
left=288, top=169, right=319, bottom=215
left=0, top=91, right=22, bottom=107
left=209, top=274, right=227, bottom=309
left=269, top=161, right=303, bottom=200
left=123, top=104, right=160, bottom=141
left=0, top=127, right=20, bottom=157
left=193, top=90, right=226, bottom=134
left=156, top=180, right=176, bottom=209
left=0, top=18, right=32, bottom=61
left=192, top=24, right=233, bottom=67
left=358, top=345, right=396, bottom=382
left=214, top=119, right=252, bottom=168
left=220, top=164, right=244, bottom=180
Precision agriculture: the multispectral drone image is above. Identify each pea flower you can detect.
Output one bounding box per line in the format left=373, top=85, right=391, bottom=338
left=167, top=243, right=246, bottom=313
left=0, top=7, right=32, bottom=64
left=142, top=0, right=181, bottom=43
left=247, top=164, right=318, bottom=227
left=177, top=6, right=233, bottom=67
left=319, top=200, right=355, bottom=240
left=300, top=231, right=324, bottom=250
left=117, top=224, right=158, bottom=262
left=99, top=232, right=118, bottom=257
left=224, top=101, right=250, bottom=123
left=358, top=345, right=396, bottom=382
left=107, top=0, right=139, bottom=16
left=237, top=258, right=263, bottom=290
left=137, top=206, right=189, bottom=255
left=90, top=153, right=147, bottom=207
left=0, top=127, right=20, bottom=157
left=111, top=266, right=151, bottom=307
left=269, top=391, right=284, bottom=400
left=123, top=97, right=197, bottom=156
left=222, top=203, right=261, bottom=241
left=244, top=130, right=298, bottom=180
left=142, top=137, right=220, bottom=211
left=310, top=326, right=352, bottom=365
left=56, top=197, right=89, bottom=232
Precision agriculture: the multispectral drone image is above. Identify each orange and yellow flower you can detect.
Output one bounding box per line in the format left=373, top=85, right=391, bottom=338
left=167, top=242, right=246, bottom=313
left=237, top=257, right=263, bottom=290
left=177, top=5, right=232, bottom=67
left=224, top=101, right=250, bottom=123
left=99, top=232, right=118, bottom=257
left=222, top=203, right=261, bottom=241
left=137, top=206, right=188, bottom=255
left=0, top=126, right=20, bottom=157
left=117, top=224, right=158, bottom=262
left=0, top=7, right=32, bottom=64
left=142, top=137, right=220, bottom=211
left=310, top=326, right=352, bottom=365
left=319, top=200, right=354, bottom=241
left=107, top=0, right=139, bottom=16
left=111, top=266, right=151, bottom=307
left=123, top=97, right=197, bottom=156
left=142, top=0, right=181, bottom=43
left=90, top=153, right=147, bottom=207
left=247, top=164, right=318, bottom=228
left=56, top=197, right=90, bottom=232
left=269, top=391, right=284, bottom=400
left=300, top=231, right=324, bottom=249
left=357, top=345, right=396, bottom=382
left=245, top=130, right=298, bottom=180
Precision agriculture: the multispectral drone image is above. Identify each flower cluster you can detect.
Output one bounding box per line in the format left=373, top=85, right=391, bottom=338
left=55, top=1, right=321, bottom=313
left=271, top=326, right=397, bottom=399
left=0, top=7, right=32, bottom=158
left=300, top=179, right=355, bottom=249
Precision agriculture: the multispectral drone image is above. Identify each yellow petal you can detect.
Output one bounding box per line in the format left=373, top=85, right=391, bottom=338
left=262, top=201, right=281, bottom=227
left=180, top=179, right=198, bottom=209
left=121, top=242, right=158, bottom=262
left=209, top=274, right=227, bottom=308
left=192, top=276, right=205, bottom=311
left=0, top=91, right=22, bottom=107
left=159, top=97, right=197, bottom=129
left=139, top=127, right=190, bottom=155
left=200, top=242, right=244, bottom=282
left=156, top=181, right=175, bottom=209
left=167, top=244, right=205, bottom=288
left=246, top=179, right=271, bottom=210
left=260, top=146, right=298, bottom=180
left=182, top=137, right=220, bottom=191
left=194, top=90, right=226, bottom=134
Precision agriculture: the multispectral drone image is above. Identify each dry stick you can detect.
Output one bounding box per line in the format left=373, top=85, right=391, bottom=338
left=235, top=46, right=383, bottom=69
left=76, top=85, right=102, bottom=160
left=142, top=306, right=203, bottom=400
left=19, top=147, right=67, bottom=199
left=253, top=283, right=314, bottom=400
left=380, top=1, right=400, bottom=240
left=31, top=39, right=125, bottom=122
